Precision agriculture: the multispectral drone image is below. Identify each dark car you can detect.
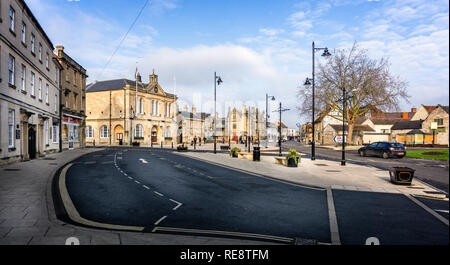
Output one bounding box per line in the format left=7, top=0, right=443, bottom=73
left=358, top=142, right=406, bottom=159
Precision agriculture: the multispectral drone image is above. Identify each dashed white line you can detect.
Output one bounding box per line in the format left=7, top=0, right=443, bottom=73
left=143, top=185, right=150, bottom=190
left=154, top=215, right=167, bottom=225
left=128, top=177, right=133, bottom=180
left=154, top=191, right=164, bottom=197
left=135, top=180, right=141, bottom=184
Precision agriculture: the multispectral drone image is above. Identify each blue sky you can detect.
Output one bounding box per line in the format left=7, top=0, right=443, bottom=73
left=25, top=0, right=449, bottom=128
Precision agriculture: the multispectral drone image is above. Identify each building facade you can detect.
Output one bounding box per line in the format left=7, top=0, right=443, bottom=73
left=1, top=0, right=61, bottom=164
left=225, top=106, right=265, bottom=143
left=54, top=45, right=87, bottom=150
left=85, top=72, right=177, bottom=146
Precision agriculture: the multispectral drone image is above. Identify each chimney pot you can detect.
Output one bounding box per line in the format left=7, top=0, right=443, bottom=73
left=411, top=108, right=417, bottom=113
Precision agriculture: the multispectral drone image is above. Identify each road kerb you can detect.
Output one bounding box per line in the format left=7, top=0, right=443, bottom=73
left=58, top=163, right=145, bottom=232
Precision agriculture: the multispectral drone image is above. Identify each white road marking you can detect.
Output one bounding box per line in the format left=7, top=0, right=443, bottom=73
left=128, top=177, right=133, bottom=180
left=135, top=180, right=140, bottom=184
left=435, top=209, right=449, bottom=213
left=169, top=199, right=183, bottom=210
left=84, top=161, right=96, bottom=165
left=101, top=161, right=114, bottom=164
left=154, top=216, right=167, bottom=225
left=139, top=158, right=148, bottom=164
left=143, top=185, right=150, bottom=190
left=154, top=191, right=164, bottom=197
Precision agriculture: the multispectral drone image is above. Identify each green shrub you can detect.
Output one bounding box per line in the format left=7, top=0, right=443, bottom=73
left=285, top=149, right=301, bottom=166
left=230, top=147, right=241, bottom=157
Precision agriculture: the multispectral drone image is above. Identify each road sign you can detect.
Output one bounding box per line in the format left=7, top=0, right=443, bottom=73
left=334, top=135, right=347, bottom=143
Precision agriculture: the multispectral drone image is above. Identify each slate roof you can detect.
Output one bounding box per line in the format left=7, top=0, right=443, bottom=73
left=440, top=105, right=449, bottom=114
left=86, top=79, right=176, bottom=98
left=391, top=120, right=423, bottom=130
left=179, top=111, right=211, bottom=120
left=371, top=119, right=403, bottom=125
left=329, top=124, right=375, bottom=132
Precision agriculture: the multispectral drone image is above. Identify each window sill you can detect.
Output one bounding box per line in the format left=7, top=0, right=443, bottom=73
left=38, top=99, right=43, bottom=102
left=9, top=29, right=16, bottom=37
left=8, top=147, right=16, bottom=152
left=46, top=103, right=50, bottom=106
left=30, top=95, right=36, bottom=99
left=21, top=90, right=27, bottom=94
left=9, top=84, right=16, bottom=89
left=46, top=67, right=49, bottom=71
left=31, top=51, right=36, bottom=57
left=22, top=42, right=27, bottom=48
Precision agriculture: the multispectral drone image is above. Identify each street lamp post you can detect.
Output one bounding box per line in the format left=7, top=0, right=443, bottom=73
left=273, top=102, right=290, bottom=156
left=265, top=94, right=275, bottom=148
left=304, top=41, right=331, bottom=161
left=213, top=72, right=223, bottom=154
left=341, top=87, right=346, bottom=166
left=129, top=106, right=134, bottom=146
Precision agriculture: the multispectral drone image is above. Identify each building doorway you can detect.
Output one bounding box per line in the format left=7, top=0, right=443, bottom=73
left=151, top=126, right=158, bottom=143
left=28, top=126, right=36, bottom=160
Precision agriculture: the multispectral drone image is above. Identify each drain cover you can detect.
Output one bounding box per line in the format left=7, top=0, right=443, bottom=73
left=315, top=164, right=328, bottom=166
left=4, top=168, right=20, bottom=171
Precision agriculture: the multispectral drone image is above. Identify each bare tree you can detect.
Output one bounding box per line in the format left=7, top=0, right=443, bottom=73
left=298, top=43, right=409, bottom=144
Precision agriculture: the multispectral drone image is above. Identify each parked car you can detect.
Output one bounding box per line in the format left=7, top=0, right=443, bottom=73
left=358, top=142, right=406, bottom=159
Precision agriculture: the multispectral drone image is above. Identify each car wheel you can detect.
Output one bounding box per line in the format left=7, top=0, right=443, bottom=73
left=382, top=152, right=389, bottom=159
left=398, top=156, right=404, bottom=159
left=360, top=151, right=366, bottom=157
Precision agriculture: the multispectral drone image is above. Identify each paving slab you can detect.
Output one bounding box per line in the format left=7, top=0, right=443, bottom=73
left=6, top=227, right=50, bottom=237
left=0, top=236, right=32, bottom=245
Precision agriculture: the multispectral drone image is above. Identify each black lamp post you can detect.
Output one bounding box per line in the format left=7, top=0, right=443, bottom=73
left=265, top=94, right=275, bottom=148
left=129, top=106, right=134, bottom=146
left=214, top=72, right=223, bottom=154
left=304, top=41, right=331, bottom=161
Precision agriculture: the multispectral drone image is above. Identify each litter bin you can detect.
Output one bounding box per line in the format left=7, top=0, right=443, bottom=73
left=253, top=146, right=261, bottom=161
left=389, top=167, right=415, bottom=185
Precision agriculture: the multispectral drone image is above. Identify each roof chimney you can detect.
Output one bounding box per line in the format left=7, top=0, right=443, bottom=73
left=411, top=107, right=417, bottom=113
left=56, top=45, right=64, bottom=56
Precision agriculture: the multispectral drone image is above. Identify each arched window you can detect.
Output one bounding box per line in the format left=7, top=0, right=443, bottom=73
left=139, top=98, right=143, bottom=114
left=86, top=126, right=93, bottom=138
left=100, top=125, right=109, bottom=138
left=135, top=124, right=143, bottom=138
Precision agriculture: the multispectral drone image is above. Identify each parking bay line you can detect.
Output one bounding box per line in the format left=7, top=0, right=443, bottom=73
left=154, top=191, right=164, bottom=197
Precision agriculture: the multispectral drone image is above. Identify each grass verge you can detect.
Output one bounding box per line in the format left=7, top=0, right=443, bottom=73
left=406, top=149, right=449, bottom=160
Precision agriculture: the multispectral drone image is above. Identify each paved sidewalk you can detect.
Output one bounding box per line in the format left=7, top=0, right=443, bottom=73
left=177, top=151, right=448, bottom=199
left=0, top=148, right=278, bottom=245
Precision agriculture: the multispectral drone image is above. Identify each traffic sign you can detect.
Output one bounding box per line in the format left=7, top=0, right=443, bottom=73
left=334, top=135, right=347, bottom=143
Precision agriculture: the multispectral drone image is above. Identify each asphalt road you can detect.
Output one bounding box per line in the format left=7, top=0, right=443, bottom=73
left=61, top=148, right=449, bottom=245
left=282, top=141, right=449, bottom=193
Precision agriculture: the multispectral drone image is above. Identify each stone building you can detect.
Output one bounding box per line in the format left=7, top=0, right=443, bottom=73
left=54, top=45, right=87, bottom=150
left=224, top=106, right=265, bottom=143
left=1, top=0, right=61, bottom=164
left=176, top=105, right=212, bottom=144
left=422, top=105, right=449, bottom=146
left=85, top=72, right=177, bottom=146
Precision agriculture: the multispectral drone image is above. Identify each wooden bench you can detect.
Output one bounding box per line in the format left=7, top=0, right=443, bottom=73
left=238, top=152, right=253, bottom=160
left=274, top=157, right=287, bottom=166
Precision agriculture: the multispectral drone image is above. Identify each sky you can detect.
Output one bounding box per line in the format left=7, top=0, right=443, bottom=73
left=25, top=0, right=449, bottom=128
